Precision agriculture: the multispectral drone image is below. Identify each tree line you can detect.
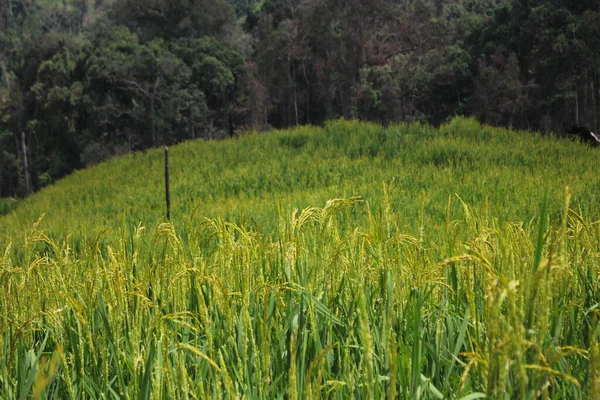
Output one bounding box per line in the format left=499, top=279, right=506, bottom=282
left=1, top=0, right=599, bottom=198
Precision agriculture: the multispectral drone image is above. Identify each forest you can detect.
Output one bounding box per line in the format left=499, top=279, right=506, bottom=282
left=1, top=0, right=599, bottom=198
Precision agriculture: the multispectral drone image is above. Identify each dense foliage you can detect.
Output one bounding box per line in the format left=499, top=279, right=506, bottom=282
left=1, top=119, right=600, bottom=398
left=1, top=0, right=600, bottom=199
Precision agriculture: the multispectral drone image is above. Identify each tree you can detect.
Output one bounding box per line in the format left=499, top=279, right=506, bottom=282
left=85, top=26, right=202, bottom=149
left=2, top=0, right=600, bottom=199
left=476, top=0, right=600, bottom=130
left=110, top=0, right=237, bottom=41
left=171, top=37, right=250, bottom=137
left=472, top=48, right=534, bottom=127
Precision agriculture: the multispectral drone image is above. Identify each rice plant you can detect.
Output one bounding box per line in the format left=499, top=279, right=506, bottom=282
left=1, top=117, right=600, bottom=398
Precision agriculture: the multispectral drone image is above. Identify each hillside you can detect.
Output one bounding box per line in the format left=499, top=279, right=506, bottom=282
left=2, top=118, right=600, bottom=398
left=1, top=118, right=599, bottom=248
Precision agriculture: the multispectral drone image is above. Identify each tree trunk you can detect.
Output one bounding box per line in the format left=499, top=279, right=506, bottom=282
left=400, top=94, right=405, bottom=122
left=188, top=114, right=195, bottom=139
left=287, top=53, right=293, bottom=126
left=12, top=131, right=20, bottom=197
left=293, top=83, right=299, bottom=126
left=20, top=130, right=30, bottom=196
left=435, top=0, right=443, bottom=17
left=575, top=87, right=579, bottom=124
left=593, top=71, right=600, bottom=131
left=302, top=61, right=310, bottom=124
left=151, top=99, right=156, bottom=146
left=8, top=165, right=13, bottom=198
left=227, top=73, right=238, bottom=136
left=150, top=77, right=161, bottom=147
left=305, top=83, right=310, bottom=124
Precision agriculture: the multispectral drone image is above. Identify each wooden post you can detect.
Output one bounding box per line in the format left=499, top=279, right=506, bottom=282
left=164, top=146, right=170, bottom=220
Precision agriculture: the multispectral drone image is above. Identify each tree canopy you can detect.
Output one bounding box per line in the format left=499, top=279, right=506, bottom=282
left=1, top=0, right=599, bottom=197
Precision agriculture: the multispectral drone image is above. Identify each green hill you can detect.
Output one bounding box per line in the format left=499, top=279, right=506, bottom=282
left=2, top=117, right=599, bottom=246
left=2, top=118, right=600, bottom=398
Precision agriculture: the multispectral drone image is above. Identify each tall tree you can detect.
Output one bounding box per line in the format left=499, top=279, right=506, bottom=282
left=110, top=0, right=237, bottom=41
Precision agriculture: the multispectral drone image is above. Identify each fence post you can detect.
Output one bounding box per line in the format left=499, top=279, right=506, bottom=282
left=165, top=146, right=171, bottom=220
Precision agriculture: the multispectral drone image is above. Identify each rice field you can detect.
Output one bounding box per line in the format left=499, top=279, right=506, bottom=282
left=1, top=117, right=600, bottom=398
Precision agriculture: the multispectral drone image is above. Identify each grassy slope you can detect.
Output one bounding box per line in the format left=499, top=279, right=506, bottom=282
left=2, top=117, right=600, bottom=398
left=2, top=117, right=599, bottom=246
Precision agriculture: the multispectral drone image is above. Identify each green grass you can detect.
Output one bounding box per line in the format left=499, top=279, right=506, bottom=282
left=2, top=118, right=600, bottom=249
left=0, top=197, right=17, bottom=217
left=1, top=117, right=600, bottom=398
